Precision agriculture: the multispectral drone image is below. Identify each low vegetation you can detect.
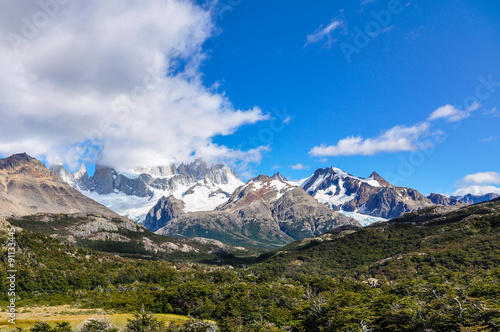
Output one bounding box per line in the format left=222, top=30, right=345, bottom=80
left=1, top=199, right=499, bottom=331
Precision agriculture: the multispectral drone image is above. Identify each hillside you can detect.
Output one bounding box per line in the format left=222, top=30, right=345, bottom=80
left=1, top=199, right=499, bottom=331
left=0, top=153, right=122, bottom=218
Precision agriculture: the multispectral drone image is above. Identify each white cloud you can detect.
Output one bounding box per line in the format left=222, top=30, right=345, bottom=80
left=453, top=172, right=500, bottom=196
left=309, top=122, right=431, bottom=157
left=453, top=185, right=500, bottom=196
left=0, top=0, right=268, bottom=170
left=305, top=19, right=344, bottom=47
left=459, top=172, right=500, bottom=186
left=289, top=163, right=310, bottom=170
left=428, top=102, right=481, bottom=122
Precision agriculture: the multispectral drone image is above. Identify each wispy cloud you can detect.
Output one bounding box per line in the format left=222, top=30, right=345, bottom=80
left=483, top=107, right=499, bottom=117
left=305, top=18, right=344, bottom=47
left=289, top=163, right=310, bottom=170
left=480, top=136, right=496, bottom=143
left=361, top=0, right=376, bottom=6
left=310, top=101, right=487, bottom=158
left=453, top=171, right=500, bottom=196
left=428, top=102, right=481, bottom=122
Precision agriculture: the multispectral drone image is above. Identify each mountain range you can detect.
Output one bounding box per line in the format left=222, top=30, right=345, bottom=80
left=52, top=159, right=243, bottom=222
left=2, top=153, right=498, bottom=249
left=154, top=175, right=359, bottom=248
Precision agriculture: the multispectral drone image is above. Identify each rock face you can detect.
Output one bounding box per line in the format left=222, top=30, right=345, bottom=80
left=155, top=175, right=360, bottom=248
left=272, top=172, right=288, bottom=182
left=299, top=167, right=459, bottom=220
left=52, top=159, right=243, bottom=222
left=144, top=195, right=185, bottom=232
left=0, top=153, right=124, bottom=218
left=452, top=193, right=500, bottom=204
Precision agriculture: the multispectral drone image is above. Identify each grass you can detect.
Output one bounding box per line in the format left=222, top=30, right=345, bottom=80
left=0, top=306, right=189, bottom=330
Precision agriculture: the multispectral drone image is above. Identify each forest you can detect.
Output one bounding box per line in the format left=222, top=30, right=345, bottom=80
left=1, top=199, right=500, bottom=331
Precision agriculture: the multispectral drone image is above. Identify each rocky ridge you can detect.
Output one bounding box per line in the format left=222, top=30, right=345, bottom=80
left=52, top=159, right=243, bottom=222
left=298, top=167, right=460, bottom=219
left=155, top=175, right=360, bottom=248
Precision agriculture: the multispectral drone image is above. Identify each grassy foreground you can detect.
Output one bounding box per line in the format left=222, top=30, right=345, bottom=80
left=0, top=306, right=189, bottom=330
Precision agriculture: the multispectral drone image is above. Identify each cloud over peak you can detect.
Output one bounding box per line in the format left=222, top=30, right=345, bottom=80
left=453, top=171, right=500, bottom=196
left=0, top=0, right=268, bottom=170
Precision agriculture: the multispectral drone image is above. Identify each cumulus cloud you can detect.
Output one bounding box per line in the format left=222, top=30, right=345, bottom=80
left=0, top=0, right=268, bottom=170
left=458, top=172, right=500, bottom=186
left=453, top=172, right=500, bottom=196
left=453, top=185, right=500, bottom=196
left=289, top=163, right=310, bottom=170
left=309, top=122, right=431, bottom=157
left=428, top=102, right=481, bottom=122
left=305, top=18, right=344, bottom=47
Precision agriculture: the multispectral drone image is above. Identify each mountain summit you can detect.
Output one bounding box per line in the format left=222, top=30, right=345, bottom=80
left=0, top=153, right=122, bottom=218
left=298, top=167, right=450, bottom=220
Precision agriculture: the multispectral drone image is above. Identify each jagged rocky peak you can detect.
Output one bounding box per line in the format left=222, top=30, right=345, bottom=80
left=220, top=174, right=295, bottom=209
left=452, top=193, right=500, bottom=204
left=144, top=195, right=185, bottom=232
left=368, top=171, right=390, bottom=187
left=272, top=172, right=287, bottom=182
left=51, top=163, right=89, bottom=185
left=133, top=163, right=177, bottom=178
left=302, top=166, right=382, bottom=195
left=52, top=157, right=243, bottom=222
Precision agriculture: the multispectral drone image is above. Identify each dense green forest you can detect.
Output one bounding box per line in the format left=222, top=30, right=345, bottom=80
left=1, top=199, right=500, bottom=331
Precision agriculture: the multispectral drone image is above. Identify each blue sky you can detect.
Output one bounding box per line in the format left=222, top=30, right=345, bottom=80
left=0, top=0, right=499, bottom=196
left=205, top=0, right=500, bottom=194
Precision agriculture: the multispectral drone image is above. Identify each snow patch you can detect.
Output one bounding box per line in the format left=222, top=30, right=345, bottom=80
left=339, top=211, right=387, bottom=227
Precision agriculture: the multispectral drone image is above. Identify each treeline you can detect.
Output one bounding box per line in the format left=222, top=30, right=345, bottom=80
left=1, top=200, right=500, bottom=331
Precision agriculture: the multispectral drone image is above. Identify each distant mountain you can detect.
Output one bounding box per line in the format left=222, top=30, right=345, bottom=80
left=452, top=193, right=500, bottom=204
left=296, top=167, right=456, bottom=220
left=427, top=193, right=464, bottom=206
left=1, top=153, right=247, bottom=256
left=0, top=153, right=122, bottom=218
left=155, top=175, right=360, bottom=248
left=52, top=159, right=243, bottom=222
